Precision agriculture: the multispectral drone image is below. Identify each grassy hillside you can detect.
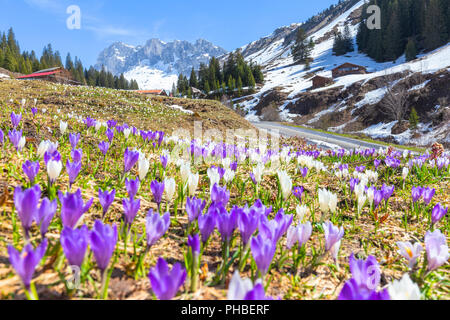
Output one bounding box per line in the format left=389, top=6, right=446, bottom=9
left=0, top=79, right=254, bottom=134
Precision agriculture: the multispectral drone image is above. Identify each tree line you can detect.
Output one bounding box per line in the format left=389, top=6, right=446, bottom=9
left=357, top=0, right=450, bottom=62
left=174, top=50, right=264, bottom=99
left=0, top=28, right=139, bottom=90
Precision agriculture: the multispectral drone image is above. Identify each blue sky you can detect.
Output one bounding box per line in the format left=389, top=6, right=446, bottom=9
left=0, top=0, right=339, bottom=67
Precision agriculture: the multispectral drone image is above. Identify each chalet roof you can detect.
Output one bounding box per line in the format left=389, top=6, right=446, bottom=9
left=137, top=90, right=165, bottom=94
left=17, top=70, right=61, bottom=79
left=311, top=75, right=332, bottom=81
left=31, top=66, right=63, bottom=74
left=332, top=62, right=366, bottom=71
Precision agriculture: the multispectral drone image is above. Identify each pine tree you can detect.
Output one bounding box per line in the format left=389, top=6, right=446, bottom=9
left=405, top=39, right=417, bottom=61
left=409, top=107, right=419, bottom=129
left=189, top=67, right=198, bottom=88
left=291, top=28, right=312, bottom=64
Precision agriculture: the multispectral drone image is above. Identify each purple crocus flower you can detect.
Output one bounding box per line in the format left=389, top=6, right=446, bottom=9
left=69, top=133, right=80, bottom=149
left=338, top=278, right=390, bottom=300
left=66, top=160, right=82, bottom=187
left=22, top=160, right=40, bottom=183
left=187, top=234, right=201, bottom=256
left=348, top=254, right=381, bottom=291
left=71, top=148, right=83, bottom=163
left=14, top=185, right=41, bottom=238
left=252, top=199, right=272, bottom=217
left=249, top=173, right=257, bottom=185
left=381, top=184, right=394, bottom=201
left=186, top=197, right=206, bottom=223
left=244, top=283, right=273, bottom=300
left=374, top=159, right=381, bottom=170
left=323, top=221, right=344, bottom=261
left=160, top=155, right=168, bottom=170
left=107, top=120, right=117, bottom=129
left=422, top=187, right=435, bottom=206
left=198, top=210, right=217, bottom=244
left=230, top=162, right=238, bottom=171
left=411, top=186, right=423, bottom=203
left=216, top=205, right=238, bottom=243
left=350, top=178, right=359, bottom=193
left=122, top=197, right=141, bottom=227
left=106, top=128, right=114, bottom=143
left=286, top=222, right=312, bottom=250
left=44, top=149, right=61, bottom=165
left=98, top=189, right=116, bottom=218
left=124, top=148, right=139, bottom=173
left=211, top=183, right=230, bottom=206
left=150, top=180, right=165, bottom=209
left=148, top=257, right=186, bottom=300
left=259, top=210, right=292, bottom=243
left=60, top=226, right=89, bottom=268
left=8, top=239, right=48, bottom=289
left=425, top=229, right=449, bottom=271
left=299, top=167, right=308, bottom=178
left=36, top=198, right=57, bottom=236
left=59, top=189, right=94, bottom=229
left=8, top=129, right=24, bottom=151
left=0, top=128, right=4, bottom=145
left=125, top=177, right=140, bottom=199
left=83, top=117, right=96, bottom=128
left=90, top=220, right=118, bottom=271
left=373, top=189, right=384, bottom=209
left=146, top=209, right=170, bottom=248
left=31, top=108, right=37, bottom=117
left=98, top=141, right=110, bottom=156
left=237, top=205, right=260, bottom=246
left=10, top=112, right=22, bottom=128
left=292, top=186, right=304, bottom=202
left=431, top=203, right=448, bottom=225
left=250, top=234, right=277, bottom=277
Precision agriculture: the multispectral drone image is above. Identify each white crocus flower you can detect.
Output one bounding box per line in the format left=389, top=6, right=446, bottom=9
left=366, top=187, right=375, bottom=205
left=223, top=169, right=235, bottom=184
left=277, top=170, right=293, bottom=201
left=357, top=194, right=367, bottom=215
left=138, top=156, right=150, bottom=181
left=227, top=271, right=255, bottom=301
left=296, top=204, right=309, bottom=223
left=18, top=136, right=26, bottom=152
left=123, top=128, right=131, bottom=139
left=38, top=140, right=50, bottom=158
left=222, top=157, right=231, bottom=169
left=180, top=162, right=191, bottom=184
left=388, top=274, right=421, bottom=300
left=318, top=189, right=338, bottom=213
left=47, top=160, right=62, bottom=183
left=402, top=167, right=409, bottom=180
left=95, top=121, right=102, bottom=132
left=207, top=167, right=220, bottom=187
left=164, top=177, right=176, bottom=203
left=59, top=121, right=68, bottom=135
left=252, top=163, right=264, bottom=184
left=188, top=172, right=199, bottom=196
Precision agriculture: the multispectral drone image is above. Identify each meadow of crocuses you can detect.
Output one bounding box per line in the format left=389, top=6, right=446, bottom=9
left=0, top=92, right=449, bottom=300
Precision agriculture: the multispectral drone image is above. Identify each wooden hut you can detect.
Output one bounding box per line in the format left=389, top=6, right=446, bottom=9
left=332, top=63, right=367, bottom=78
left=311, top=75, right=334, bottom=89
left=136, top=89, right=169, bottom=97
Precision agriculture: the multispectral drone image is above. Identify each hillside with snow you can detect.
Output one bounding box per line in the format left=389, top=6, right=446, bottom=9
left=234, top=0, right=450, bottom=147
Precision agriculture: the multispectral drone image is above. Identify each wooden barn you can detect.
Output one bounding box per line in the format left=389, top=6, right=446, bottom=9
left=332, top=63, right=367, bottom=78
left=17, top=67, right=79, bottom=85
left=311, top=75, right=334, bottom=89
left=136, top=89, right=169, bottom=97
left=191, top=87, right=206, bottom=99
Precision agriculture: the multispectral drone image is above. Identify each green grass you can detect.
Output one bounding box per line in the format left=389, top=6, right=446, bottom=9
left=282, top=122, right=426, bottom=153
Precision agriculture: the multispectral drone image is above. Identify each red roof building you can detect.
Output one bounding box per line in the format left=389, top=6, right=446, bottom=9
left=17, top=67, right=79, bottom=85
left=136, top=89, right=169, bottom=96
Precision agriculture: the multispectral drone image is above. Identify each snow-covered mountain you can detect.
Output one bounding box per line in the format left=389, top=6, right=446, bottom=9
left=95, top=39, right=227, bottom=90
left=233, top=0, right=450, bottom=146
